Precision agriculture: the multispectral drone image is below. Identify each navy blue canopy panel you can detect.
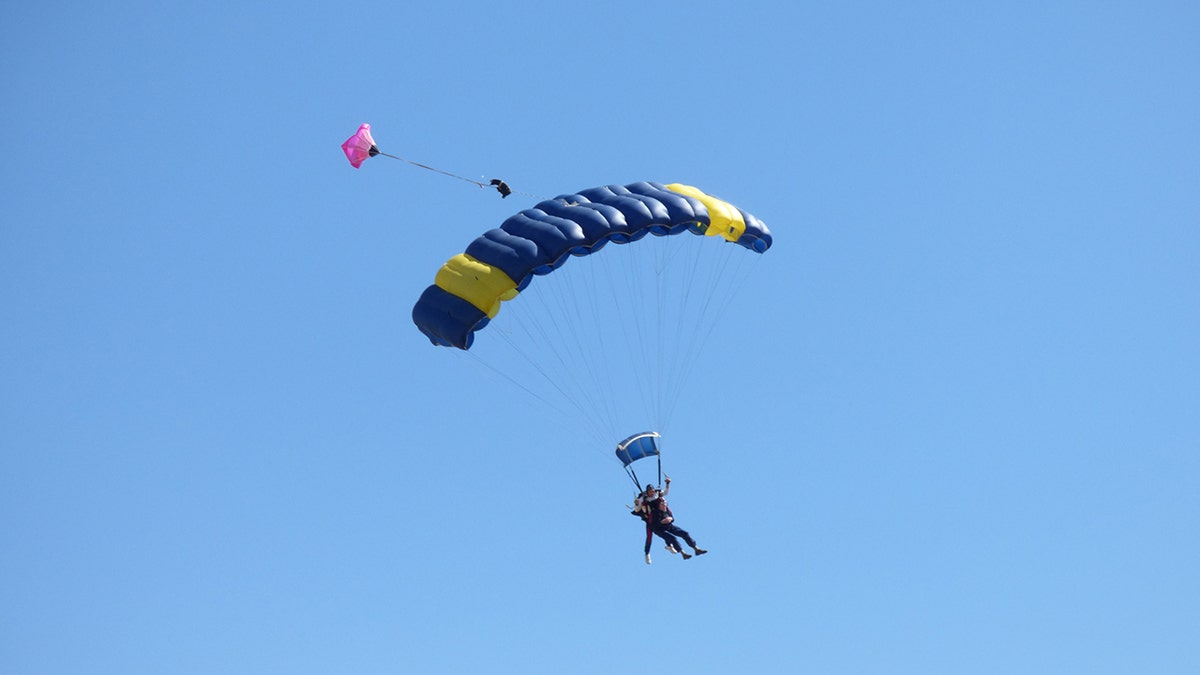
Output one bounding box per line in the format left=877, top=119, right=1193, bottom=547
left=411, top=181, right=773, bottom=350
left=615, top=431, right=661, bottom=467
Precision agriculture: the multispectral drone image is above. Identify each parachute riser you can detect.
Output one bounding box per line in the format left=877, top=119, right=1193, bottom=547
left=624, top=465, right=644, bottom=492
left=624, top=452, right=664, bottom=500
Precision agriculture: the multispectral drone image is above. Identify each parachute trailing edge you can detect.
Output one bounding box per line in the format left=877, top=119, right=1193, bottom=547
left=411, top=181, right=772, bottom=350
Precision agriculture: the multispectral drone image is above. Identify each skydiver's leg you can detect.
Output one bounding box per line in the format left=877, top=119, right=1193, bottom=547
left=661, top=523, right=699, bottom=550
left=651, top=525, right=682, bottom=552
left=644, top=524, right=655, bottom=555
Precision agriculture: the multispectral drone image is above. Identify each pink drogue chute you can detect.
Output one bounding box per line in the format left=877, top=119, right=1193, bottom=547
left=341, top=123, right=379, bottom=168
left=338, top=123, right=515, bottom=198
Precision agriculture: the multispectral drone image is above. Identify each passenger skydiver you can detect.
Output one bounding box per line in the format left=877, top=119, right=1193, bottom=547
left=632, top=476, right=707, bottom=564
left=633, top=484, right=681, bottom=564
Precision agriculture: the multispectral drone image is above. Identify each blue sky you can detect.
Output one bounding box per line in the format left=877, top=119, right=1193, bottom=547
left=3, top=2, right=1198, bottom=673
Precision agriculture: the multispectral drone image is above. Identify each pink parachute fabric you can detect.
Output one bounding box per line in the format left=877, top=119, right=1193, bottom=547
left=341, top=123, right=379, bottom=169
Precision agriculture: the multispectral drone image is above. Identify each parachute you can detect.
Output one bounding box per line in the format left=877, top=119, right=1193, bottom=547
left=341, top=123, right=380, bottom=168
left=615, top=431, right=662, bottom=490
left=409, top=179, right=772, bottom=481
left=341, top=123, right=776, bottom=494
left=412, top=181, right=772, bottom=350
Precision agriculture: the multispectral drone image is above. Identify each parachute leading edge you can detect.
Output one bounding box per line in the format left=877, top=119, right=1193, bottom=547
left=412, top=181, right=772, bottom=350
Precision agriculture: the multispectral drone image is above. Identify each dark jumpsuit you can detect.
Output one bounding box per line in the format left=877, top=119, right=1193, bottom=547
left=636, top=495, right=681, bottom=554
left=648, top=495, right=698, bottom=551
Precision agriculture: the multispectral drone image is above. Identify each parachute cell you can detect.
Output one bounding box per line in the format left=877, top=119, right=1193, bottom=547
left=412, top=181, right=772, bottom=349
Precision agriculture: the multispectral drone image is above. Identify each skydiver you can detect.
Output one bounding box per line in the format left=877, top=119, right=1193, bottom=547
left=633, top=485, right=682, bottom=564
left=640, top=476, right=707, bottom=561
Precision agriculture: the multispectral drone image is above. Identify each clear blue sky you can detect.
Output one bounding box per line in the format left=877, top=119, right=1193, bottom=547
left=3, top=2, right=1198, bottom=673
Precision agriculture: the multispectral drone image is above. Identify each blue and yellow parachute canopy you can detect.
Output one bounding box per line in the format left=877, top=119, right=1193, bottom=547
left=412, top=181, right=772, bottom=349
